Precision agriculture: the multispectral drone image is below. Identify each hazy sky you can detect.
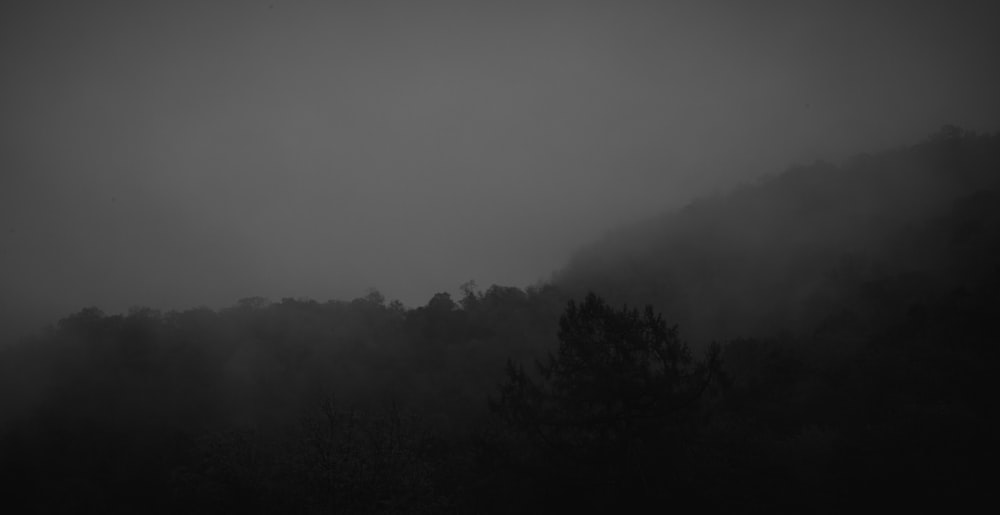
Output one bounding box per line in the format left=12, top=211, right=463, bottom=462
left=2, top=0, right=998, bottom=331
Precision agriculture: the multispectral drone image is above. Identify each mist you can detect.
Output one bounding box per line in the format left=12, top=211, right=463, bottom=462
left=3, top=1, right=1000, bottom=511
left=3, top=0, right=998, bottom=342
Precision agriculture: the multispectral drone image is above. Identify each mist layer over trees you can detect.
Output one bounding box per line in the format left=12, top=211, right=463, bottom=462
left=1, top=127, right=998, bottom=512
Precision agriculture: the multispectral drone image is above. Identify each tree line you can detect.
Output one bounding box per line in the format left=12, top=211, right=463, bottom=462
left=1, top=126, right=997, bottom=512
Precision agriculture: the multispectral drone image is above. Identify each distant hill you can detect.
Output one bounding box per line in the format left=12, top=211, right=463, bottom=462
left=556, top=126, right=1000, bottom=345
left=3, top=126, right=998, bottom=512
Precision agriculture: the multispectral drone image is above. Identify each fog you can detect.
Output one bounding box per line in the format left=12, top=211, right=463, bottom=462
left=3, top=3, right=1000, bottom=510
left=2, top=0, right=998, bottom=340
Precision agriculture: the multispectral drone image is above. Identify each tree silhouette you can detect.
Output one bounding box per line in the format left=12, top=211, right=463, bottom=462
left=490, top=292, right=722, bottom=490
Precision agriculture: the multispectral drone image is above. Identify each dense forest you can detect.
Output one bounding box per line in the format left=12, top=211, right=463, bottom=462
left=1, top=126, right=998, bottom=512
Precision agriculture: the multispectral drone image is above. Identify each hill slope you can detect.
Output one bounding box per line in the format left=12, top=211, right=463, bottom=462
left=557, top=126, right=1000, bottom=345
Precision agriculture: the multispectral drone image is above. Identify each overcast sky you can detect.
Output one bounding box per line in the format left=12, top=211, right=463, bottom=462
left=2, top=0, right=998, bottom=333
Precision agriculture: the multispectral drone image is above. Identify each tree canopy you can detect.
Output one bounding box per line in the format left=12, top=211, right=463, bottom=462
left=491, top=292, right=722, bottom=496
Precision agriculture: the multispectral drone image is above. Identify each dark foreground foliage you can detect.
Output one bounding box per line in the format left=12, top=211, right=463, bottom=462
left=1, top=127, right=997, bottom=512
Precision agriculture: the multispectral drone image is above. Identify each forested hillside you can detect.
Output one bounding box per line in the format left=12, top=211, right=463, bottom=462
left=1, top=127, right=997, bottom=512
left=559, top=125, right=1000, bottom=345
